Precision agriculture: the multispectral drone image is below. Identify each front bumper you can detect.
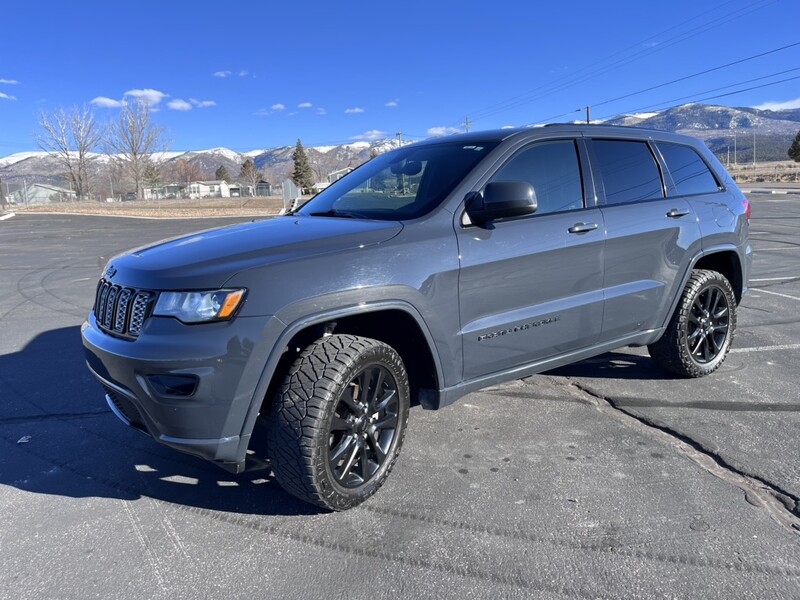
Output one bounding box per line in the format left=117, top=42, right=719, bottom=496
left=81, top=312, right=280, bottom=471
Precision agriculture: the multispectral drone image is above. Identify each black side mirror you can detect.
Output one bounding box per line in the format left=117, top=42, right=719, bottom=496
left=465, top=181, right=537, bottom=226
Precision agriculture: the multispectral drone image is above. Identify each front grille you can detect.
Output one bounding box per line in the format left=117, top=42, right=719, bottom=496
left=93, top=278, right=155, bottom=339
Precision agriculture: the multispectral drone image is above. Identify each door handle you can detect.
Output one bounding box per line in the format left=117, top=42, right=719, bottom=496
left=666, top=208, right=690, bottom=218
left=568, top=222, right=599, bottom=234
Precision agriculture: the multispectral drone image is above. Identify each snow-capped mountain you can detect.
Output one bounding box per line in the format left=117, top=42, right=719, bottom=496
left=2, top=104, right=798, bottom=188
left=0, top=139, right=403, bottom=187
left=603, top=103, right=800, bottom=161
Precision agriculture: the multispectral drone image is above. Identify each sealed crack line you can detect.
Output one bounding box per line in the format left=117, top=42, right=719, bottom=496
left=563, top=379, right=800, bottom=536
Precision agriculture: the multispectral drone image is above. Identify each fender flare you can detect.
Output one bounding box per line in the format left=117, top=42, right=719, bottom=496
left=659, top=243, right=743, bottom=330
left=232, top=300, right=446, bottom=466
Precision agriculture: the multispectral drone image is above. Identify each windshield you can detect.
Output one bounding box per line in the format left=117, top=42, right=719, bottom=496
left=296, top=141, right=497, bottom=220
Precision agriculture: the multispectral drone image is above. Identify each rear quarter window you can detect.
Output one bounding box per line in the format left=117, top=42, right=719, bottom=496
left=657, top=142, right=721, bottom=196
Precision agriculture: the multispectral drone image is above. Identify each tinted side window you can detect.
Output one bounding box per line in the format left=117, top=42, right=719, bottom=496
left=657, top=142, right=720, bottom=196
left=593, top=140, right=663, bottom=205
left=489, top=140, right=584, bottom=215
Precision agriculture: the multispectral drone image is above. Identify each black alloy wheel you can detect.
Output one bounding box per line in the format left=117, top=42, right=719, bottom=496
left=685, top=283, right=730, bottom=364
left=648, top=269, right=737, bottom=378
left=328, top=365, right=400, bottom=488
left=267, top=334, right=410, bottom=511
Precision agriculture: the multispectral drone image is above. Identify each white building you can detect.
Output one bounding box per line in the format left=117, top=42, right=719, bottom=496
left=187, top=180, right=230, bottom=198
left=13, top=183, right=76, bottom=205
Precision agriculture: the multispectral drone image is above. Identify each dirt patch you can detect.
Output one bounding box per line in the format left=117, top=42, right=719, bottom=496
left=10, top=197, right=291, bottom=219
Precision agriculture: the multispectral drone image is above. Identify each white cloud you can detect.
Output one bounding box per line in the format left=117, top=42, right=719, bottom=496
left=351, top=129, right=388, bottom=141
left=316, top=107, right=327, bottom=115
left=345, top=107, right=365, bottom=114
left=298, top=102, right=312, bottom=109
left=271, top=103, right=286, bottom=111
left=90, top=96, right=123, bottom=108
left=385, top=99, right=399, bottom=107
left=254, top=109, right=271, bottom=116
left=167, top=99, right=192, bottom=111
left=124, top=88, right=167, bottom=106
left=427, top=126, right=461, bottom=137
left=0, top=92, right=17, bottom=101
left=501, top=125, right=515, bottom=129
left=0, top=79, right=19, bottom=85
left=213, top=70, right=232, bottom=78
left=753, top=97, right=800, bottom=111
left=190, top=98, right=216, bottom=108
left=239, top=70, right=249, bottom=77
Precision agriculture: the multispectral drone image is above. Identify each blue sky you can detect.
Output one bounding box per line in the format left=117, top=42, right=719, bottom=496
left=1, top=0, right=798, bottom=156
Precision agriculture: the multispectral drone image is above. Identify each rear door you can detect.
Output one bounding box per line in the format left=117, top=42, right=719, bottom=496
left=457, top=138, right=605, bottom=380
left=587, top=138, right=702, bottom=341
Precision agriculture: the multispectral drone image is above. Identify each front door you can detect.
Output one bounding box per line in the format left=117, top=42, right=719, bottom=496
left=456, top=139, right=605, bottom=381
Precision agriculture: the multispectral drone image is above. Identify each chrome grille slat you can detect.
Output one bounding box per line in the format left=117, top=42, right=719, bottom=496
left=92, top=278, right=154, bottom=340
left=114, top=288, right=133, bottom=332
left=103, top=287, right=119, bottom=328
left=129, top=292, right=153, bottom=336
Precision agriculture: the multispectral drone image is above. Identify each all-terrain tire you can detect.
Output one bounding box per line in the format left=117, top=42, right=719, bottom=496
left=648, top=269, right=736, bottom=377
left=266, top=334, right=410, bottom=511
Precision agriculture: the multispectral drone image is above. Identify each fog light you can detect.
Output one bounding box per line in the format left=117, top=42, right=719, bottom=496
left=147, top=374, right=198, bottom=397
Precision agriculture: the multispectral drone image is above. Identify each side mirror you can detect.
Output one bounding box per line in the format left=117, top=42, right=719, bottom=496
left=465, top=181, right=537, bottom=226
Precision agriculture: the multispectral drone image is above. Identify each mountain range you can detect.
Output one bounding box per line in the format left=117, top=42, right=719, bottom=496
left=1, top=103, right=798, bottom=190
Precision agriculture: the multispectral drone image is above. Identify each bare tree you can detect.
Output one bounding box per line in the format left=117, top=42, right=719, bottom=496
left=36, top=106, right=103, bottom=200
left=105, top=99, right=167, bottom=200
left=240, top=158, right=262, bottom=197
left=171, top=159, right=203, bottom=196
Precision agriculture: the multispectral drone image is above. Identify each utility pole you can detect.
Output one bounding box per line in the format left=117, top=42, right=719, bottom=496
left=23, top=178, right=29, bottom=208
left=733, top=131, right=737, bottom=167
left=753, top=131, right=756, bottom=167
left=586, top=106, right=591, bottom=124
left=395, top=131, right=403, bottom=147
left=463, top=115, right=471, bottom=132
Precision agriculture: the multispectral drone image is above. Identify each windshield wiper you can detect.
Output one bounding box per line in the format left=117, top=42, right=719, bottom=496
left=307, top=209, right=364, bottom=219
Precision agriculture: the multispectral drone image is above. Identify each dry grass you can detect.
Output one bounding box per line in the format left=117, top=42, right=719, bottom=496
left=10, top=196, right=292, bottom=218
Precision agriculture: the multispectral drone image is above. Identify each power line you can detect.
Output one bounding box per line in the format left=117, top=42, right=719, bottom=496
left=462, top=0, right=778, bottom=125
left=591, top=41, right=800, bottom=109
left=595, top=66, right=800, bottom=119
left=598, top=74, right=800, bottom=122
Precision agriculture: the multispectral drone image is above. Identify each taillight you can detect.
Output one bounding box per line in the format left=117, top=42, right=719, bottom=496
left=743, top=198, right=751, bottom=220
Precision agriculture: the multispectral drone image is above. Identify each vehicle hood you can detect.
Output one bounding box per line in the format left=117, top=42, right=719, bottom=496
left=107, top=216, right=403, bottom=289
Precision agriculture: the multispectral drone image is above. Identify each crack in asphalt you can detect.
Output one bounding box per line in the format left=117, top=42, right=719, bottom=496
left=564, top=378, right=800, bottom=536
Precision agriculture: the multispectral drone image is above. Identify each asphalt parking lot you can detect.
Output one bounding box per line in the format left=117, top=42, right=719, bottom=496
left=1, top=199, right=799, bottom=599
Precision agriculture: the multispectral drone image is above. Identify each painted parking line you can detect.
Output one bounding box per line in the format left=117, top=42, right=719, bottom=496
left=750, top=288, right=800, bottom=301
left=730, top=343, right=800, bottom=354
left=0, top=213, right=15, bottom=221
left=753, top=247, right=800, bottom=251
left=750, top=277, right=800, bottom=282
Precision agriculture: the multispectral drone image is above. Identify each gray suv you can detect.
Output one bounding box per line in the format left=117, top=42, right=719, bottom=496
left=82, top=125, right=751, bottom=510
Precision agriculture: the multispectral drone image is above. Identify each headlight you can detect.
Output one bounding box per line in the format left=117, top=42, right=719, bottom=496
left=153, top=289, right=246, bottom=323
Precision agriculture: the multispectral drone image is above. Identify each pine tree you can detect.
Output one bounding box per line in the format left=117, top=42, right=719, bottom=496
left=291, top=139, right=315, bottom=193
left=789, top=130, right=800, bottom=163
left=215, top=165, right=232, bottom=183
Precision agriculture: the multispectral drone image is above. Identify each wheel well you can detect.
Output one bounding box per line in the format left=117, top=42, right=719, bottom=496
left=261, top=309, right=439, bottom=414
left=694, top=251, right=743, bottom=303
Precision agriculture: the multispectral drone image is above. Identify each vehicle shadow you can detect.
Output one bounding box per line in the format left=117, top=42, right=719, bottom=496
left=0, top=326, right=320, bottom=516
left=546, top=350, right=669, bottom=380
